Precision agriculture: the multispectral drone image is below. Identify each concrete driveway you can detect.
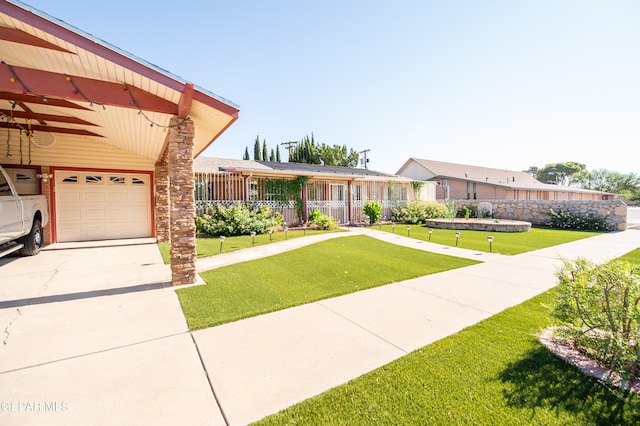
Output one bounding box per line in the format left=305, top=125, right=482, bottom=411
left=0, top=239, right=224, bottom=426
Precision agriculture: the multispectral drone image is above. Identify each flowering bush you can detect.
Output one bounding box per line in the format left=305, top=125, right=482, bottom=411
left=195, top=203, right=279, bottom=236
left=391, top=201, right=447, bottom=224
left=548, top=208, right=612, bottom=231
left=308, top=209, right=338, bottom=230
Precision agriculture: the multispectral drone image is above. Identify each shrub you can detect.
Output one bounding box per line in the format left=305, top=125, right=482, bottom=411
left=456, top=204, right=478, bottom=219
left=195, top=203, right=278, bottom=236
left=391, top=201, right=447, bottom=224
left=363, top=201, right=383, bottom=224
left=548, top=208, right=612, bottom=231
left=553, top=258, right=640, bottom=384
left=308, top=209, right=338, bottom=230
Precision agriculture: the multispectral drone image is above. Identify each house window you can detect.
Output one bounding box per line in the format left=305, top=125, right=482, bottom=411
left=15, top=173, right=33, bottom=182
left=132, top=177, right=146, bottom=185
left=85, top=175, right=102, bottom=184
left=61, top=176, right=78, bottom=183
left=466, top=182, right=470, bottom=200
left=473, top=183, right=477, bottom=200
left=352, top=185, right=362, bottom=201
left=110, top=176, right=125, bottom=184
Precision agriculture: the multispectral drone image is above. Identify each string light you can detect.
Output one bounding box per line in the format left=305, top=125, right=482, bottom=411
left=2, top=60, right=187, bottom=131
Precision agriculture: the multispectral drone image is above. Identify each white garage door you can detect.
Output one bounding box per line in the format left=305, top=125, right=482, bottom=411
left=55, top=171, right=152, bottom=242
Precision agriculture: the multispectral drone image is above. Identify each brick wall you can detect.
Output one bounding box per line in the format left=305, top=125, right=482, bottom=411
left=451, top=199, right=628, bottom=231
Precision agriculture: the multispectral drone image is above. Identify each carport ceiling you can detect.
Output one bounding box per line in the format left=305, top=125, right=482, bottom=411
left=0, top=0, right=239, bottom=161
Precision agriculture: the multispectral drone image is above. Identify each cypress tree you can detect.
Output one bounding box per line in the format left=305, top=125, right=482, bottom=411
left=243, top=146, right=250, bottom=160
left=262, top=139, right=268, bottom=162
left=253, top=136, right=261, bottom=161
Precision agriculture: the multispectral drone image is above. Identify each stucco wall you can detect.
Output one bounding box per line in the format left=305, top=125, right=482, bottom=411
left=451, top=199, right=628, bottom=231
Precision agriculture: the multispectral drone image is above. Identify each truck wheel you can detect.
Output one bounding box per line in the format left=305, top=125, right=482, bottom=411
left=19, top=218, right=43, bottom=256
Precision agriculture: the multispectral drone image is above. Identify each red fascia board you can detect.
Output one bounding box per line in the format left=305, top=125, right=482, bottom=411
left=193, top=90, right=239, bottom=118
left=3, top=1, right=238, bottom=117
left=3, top=1, right=184, bottom=91
left=0, top=64, right=177, bottom=114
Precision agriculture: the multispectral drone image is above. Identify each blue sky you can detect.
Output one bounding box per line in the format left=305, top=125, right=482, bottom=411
left=22, top=0, right=640, bottom=175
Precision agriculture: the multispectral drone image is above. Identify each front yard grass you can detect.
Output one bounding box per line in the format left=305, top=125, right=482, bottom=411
left=377, top=224, right=603, bottom=255
left=158, top=228, right=339, bottom=263
left=176, top=235, right=479, bottom=330
left=256, top=287, right=640, bottom=426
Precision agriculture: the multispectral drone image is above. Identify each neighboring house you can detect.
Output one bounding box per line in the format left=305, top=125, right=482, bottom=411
left=0, top=1, right=239, bottom=285
left=397, top=158, right=613, bottom=201
left=193, top=157, right=434, bottom=224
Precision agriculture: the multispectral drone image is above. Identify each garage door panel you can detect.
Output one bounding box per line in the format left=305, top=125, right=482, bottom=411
left=56, top=170, right=152, bottom=243
left=58, top=192, right=81, bottom=203
left=107, top=192, right=129, bottom=203
left=85, top=191, right=105, bottom=202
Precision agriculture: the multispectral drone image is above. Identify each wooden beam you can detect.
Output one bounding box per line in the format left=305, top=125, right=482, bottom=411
left=0, top=109, right=98, bottom=126
left=0, top=64, right=178, bottom=114
left=177, top=83, right=194, bottom=119
left=0, top=121, right=103, bottom=137
left=0, top=91, right=91, bottom=110
left=0, top=27, right=73, bottom=53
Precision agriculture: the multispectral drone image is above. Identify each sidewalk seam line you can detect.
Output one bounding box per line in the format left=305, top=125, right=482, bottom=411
left=316, top=301, right=409, bottom=355
left=190, top=332, right=230, bottom=426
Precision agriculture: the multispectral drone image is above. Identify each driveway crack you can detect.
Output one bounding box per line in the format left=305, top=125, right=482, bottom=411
left=3, top=308, right=22, bottom=346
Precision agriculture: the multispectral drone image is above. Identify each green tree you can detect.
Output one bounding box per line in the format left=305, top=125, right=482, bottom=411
left=269, top=148, right=275, bottom=162
left=253, top=136, right=261, bottom=161
left=573, top=169, right=640, bottom=198
left=276, top=145, right=281, bottom=162
left=289, top=133, right=359, bottom=167
left=243, top=146, right=250, bottom=160
left=262, top=139, right=268, bottom=162
left=525, top=162, right=586, bottom=185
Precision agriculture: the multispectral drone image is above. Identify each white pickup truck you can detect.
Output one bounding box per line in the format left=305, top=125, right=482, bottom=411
left=0, top=165, right=49, bottom=258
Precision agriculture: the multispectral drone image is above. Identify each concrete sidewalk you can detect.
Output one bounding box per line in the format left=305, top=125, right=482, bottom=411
left=193, top=229, right=640, bottom=425
left=1, top=229, right=638, bottom=425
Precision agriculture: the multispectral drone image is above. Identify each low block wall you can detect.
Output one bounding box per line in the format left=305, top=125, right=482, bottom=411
left=451, top=200, right=628, bottom=231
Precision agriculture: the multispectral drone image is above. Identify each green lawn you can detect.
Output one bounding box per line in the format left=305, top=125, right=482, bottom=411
left=377, top=224, right=603, bottom=255
left=620, top=247, right=640, bottom=264
left=256, top=288, right=640, bottom=425
left=158, top=228, right=339, bottom=263
left=176, top=235, right=479, bottom=330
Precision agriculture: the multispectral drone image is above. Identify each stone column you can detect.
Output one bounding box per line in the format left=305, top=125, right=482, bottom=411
left=154, top=161, right=170, bottom=243
left=167, top=118, right=197, bottom=286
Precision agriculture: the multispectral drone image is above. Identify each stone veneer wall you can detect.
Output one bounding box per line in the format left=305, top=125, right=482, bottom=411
left=154, top=161, right=170, bottom=244
left=452, top=200, right=628, bottom=231
left=168, top=118, right=197, bottom=286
